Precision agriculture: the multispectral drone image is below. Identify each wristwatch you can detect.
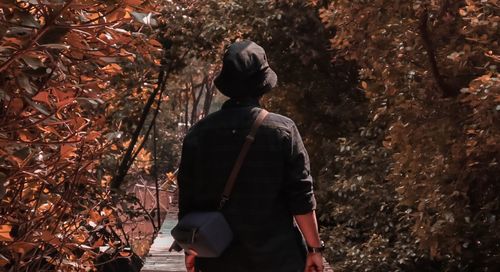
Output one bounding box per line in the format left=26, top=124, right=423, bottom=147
left=307, top=240, right=325, bottom=253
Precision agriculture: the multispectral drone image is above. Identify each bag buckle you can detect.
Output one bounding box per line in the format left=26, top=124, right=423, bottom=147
left=219, top=195, right=229, bottom=209
left=190, top=228, right=198, bottom=244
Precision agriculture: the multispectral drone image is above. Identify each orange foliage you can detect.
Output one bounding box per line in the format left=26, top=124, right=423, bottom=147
left=0, top=0, right=164, bottom=270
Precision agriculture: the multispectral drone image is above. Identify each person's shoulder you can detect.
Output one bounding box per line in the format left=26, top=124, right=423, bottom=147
left=265, top=111, right=296, bottom=131
left=184, top=110, right=223, bottom=138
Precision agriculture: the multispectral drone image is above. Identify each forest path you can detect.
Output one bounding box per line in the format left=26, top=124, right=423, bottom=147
left=141, top=211, right=185, bottom=272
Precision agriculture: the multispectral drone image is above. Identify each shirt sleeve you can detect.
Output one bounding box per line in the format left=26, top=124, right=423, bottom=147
left=177, top=135, right=196, bottom=220
left=284, top=123, right=317, bottom=215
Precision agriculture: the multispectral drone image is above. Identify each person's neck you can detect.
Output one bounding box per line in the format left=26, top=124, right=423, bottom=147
left=222, top=96, right=261, bottom=109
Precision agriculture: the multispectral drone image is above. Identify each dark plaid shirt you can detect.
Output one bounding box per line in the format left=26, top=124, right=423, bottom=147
left=177, top=98, right=316, bottom=272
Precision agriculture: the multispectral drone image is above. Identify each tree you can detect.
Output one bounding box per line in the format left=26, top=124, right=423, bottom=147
left=0, top=0, right=165, bottom=270
left=319, top=0, right=499, bottom=270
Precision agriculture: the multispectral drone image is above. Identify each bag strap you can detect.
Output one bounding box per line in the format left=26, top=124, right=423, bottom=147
left=219, top=109, right=269, bottom=209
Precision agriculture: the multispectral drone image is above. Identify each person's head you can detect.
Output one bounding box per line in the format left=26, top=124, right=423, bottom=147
left=214, top=40, right=277, bottom=99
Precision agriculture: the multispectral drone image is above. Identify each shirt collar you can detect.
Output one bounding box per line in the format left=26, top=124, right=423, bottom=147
left=221, top=97, right=261, bottom=110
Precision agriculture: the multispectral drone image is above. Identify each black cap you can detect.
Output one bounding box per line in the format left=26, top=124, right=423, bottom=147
left=214, top=40, right=277, bottom=98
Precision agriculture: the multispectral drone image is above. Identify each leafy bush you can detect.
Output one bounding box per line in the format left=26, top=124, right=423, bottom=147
left=317, top=0, right=500, bottom=270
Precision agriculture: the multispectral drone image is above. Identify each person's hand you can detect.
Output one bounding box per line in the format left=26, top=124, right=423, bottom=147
left=184, top=249, right=198, bottom=272
left=304, top=252, right=324, bottom=272
left=185, top=254, right=196, bottom=272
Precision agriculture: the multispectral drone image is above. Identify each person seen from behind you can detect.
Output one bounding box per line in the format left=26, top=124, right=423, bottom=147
left=177, top=40, right=326, bottom=272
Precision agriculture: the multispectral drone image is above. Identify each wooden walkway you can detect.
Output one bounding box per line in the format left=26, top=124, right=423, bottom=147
left=141, top=212, right=333, bottom=272
left=141, top=212, right=185, bottom=272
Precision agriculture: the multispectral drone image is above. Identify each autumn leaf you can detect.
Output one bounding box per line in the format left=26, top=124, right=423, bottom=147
left=89, top=210, right=103, bottom=224
left=149, top=39, right=163, bottom=47
left=32, top=91, right=51, bottom=105
left=53, top=89, right=74, bottom=102
left=101, top=63, right=123, bottom=74
left=56, top=98, right=76, bottom=108
left=9, top=98, right=24, bottom=114
left=73, top=232, right=87, bottom=243
left=101, top=207, right=113, bottom=217
left=37, top=202, right=53, bottom=213
left=60, top=144, right=77, bottom=159
left=124, top=0, right=143, bottom=5
left=85, top=131, right=101, bottom=141
left=0, top=225, right=13, bottom=241
left=19, top=131, right=31, bottom=142
left=40, top=231, right=59, bottom=246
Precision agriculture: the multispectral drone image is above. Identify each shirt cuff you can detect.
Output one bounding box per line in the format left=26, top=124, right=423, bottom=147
left=289, top=193, right=317, bottom=215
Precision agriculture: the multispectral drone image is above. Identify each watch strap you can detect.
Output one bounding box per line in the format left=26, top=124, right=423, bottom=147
left=307, top=240, right=325, bottom=253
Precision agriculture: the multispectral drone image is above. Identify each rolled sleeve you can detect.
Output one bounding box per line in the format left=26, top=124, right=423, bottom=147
left=284, top=123, right=316, bottom=215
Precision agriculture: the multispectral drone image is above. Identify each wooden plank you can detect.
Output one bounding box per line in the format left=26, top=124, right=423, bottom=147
left=323, top=258, right=334, bottom=272
left=141, top=212, right=186, bottom=272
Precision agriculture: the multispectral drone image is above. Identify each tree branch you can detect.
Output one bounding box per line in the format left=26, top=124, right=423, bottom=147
left=418, top=9, right=458, bottom=97
left=0, top=0, right=74, bottom=73
left=110, top=69, right=168, bottom=190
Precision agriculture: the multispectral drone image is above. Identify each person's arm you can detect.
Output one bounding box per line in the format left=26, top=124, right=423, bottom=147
left=295, top=210, right=321, bottom=248
left=284, top=123, right=324, bottom=272
left=295, top=211, right=324, bottom=272
left=284, top=123, right=316, bottom=215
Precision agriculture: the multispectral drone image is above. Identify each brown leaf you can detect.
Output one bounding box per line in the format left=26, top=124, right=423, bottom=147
left=101, top=63, right=123, bottom=75
left=85, top=131, right=101, bottom=141
left=40, top=231, right=59, bottom=246
left=56, top=98, right=75, bottom=109
left=149, top=39, right=162, bottom=47
left=53, top=89, right=74, bottom=101
left=60, top=144, right=77, bottom=159
left=0, top=225, right=13, bottom=241
left=124, top=0, right=143, bottom=5
left=37, top=202, right=53, bottom=213
left=9, top=98, right=24, bottom=114
left=89, top=210, right=103, bottom=224
left=32, top=91, right=51, bottom=105
left=73, top=232, right=87, bottom=243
